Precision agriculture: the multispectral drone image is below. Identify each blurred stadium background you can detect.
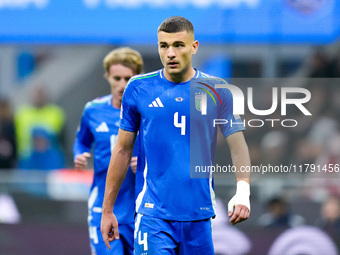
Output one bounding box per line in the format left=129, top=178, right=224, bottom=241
left=1, top=0, right=340, bottom=254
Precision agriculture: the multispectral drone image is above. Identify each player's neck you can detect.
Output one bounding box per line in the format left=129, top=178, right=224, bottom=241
left=111, top=97, right=121, bottom=109
left=164, top=67, right=196, bottom=83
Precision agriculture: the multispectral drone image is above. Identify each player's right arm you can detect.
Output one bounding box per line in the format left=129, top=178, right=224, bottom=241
left=101, top=128, right=137, bottom=249
left=73, top=106, right=94, bottom=169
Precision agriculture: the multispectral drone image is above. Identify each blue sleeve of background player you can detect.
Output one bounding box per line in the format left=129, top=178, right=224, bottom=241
left=73, top=107, right=94, bottom=158
left=119, top=80, right=141, bottom=132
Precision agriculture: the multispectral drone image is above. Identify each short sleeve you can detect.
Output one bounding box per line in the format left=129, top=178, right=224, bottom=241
left=73, top=107, right=94, bottom=158
left=217, top=82, right=245, bottom=137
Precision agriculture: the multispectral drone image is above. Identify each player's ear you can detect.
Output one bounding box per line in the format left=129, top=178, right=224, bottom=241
left=192, top=40, right=199, bottom=55
left=104, top=72, right=109, bottom=80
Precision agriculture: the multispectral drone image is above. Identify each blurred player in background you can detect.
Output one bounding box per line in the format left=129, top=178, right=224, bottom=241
left=73, top=47, right=143, bottom=255
left=101, top=16, right=251, bottom=255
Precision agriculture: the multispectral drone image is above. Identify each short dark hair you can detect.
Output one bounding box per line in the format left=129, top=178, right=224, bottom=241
left=158, top=16, right=194, bottom=34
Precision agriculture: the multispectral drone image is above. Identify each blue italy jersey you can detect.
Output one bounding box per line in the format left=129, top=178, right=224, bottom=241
left=120, top=69, right=244, bottom=221
left=73, top=95, right=137, bottom=226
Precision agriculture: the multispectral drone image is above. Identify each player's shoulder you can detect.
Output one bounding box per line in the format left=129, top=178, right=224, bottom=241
left=196, top=70, right=228, bottom=90
left=130, top=70, right=160, bottom=83
left=84, top=94, right=111, bottom=110
left=196, top=71, right=233, bottom=100
left=198, top=71, right=227, bottom=84
left=126, top=70, right=160, bottom=89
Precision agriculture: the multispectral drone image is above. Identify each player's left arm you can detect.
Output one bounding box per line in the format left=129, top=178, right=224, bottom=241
left=226, top=131, right=251, bottom=225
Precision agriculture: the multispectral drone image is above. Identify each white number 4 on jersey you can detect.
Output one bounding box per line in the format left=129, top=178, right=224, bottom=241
left=138, top=231, right=148, bottom=251
left=174, top=112, right=186, bottom=135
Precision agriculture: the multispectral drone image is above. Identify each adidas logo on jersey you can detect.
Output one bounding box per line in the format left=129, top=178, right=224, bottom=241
left=148, top=97, right=164, bottom=107
left=95, top=122, right=109, bottom=132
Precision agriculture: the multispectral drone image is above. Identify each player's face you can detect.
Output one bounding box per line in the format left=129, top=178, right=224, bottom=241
left=158, top=30, right=199, bottom=82
left=105, top=64, right=134, bottom=108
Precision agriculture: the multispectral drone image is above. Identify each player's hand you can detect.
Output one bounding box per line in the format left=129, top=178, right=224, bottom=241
left=74, top=152, right=91, bottom=169
left=228, top=180, right=250, bottom=225
left=130, top=156, right=138, bottom=173
left=101, top=212, right=119, bottom=250
left=228, top=203, right=250, bottom=225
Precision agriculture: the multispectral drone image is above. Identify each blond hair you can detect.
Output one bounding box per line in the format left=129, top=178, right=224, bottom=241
left=103, top=47, right=143, bottom=75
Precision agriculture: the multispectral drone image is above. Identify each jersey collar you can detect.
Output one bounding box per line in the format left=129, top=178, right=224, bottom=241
left=160, top=68, right=200, bottom=84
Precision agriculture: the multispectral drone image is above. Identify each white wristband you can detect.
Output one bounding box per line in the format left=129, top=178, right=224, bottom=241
left=236, top=180, right=250, bottom=196
left=228, top=180, right=250, bottom=212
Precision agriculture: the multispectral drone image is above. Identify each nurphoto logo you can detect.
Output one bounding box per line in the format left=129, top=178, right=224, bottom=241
left=195, top=82, right=312, bottom=128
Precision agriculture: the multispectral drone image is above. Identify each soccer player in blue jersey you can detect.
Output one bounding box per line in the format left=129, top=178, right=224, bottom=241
left=101, top=16, right=251, bottom=254
left=73, top=47, right=144, bottom=255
